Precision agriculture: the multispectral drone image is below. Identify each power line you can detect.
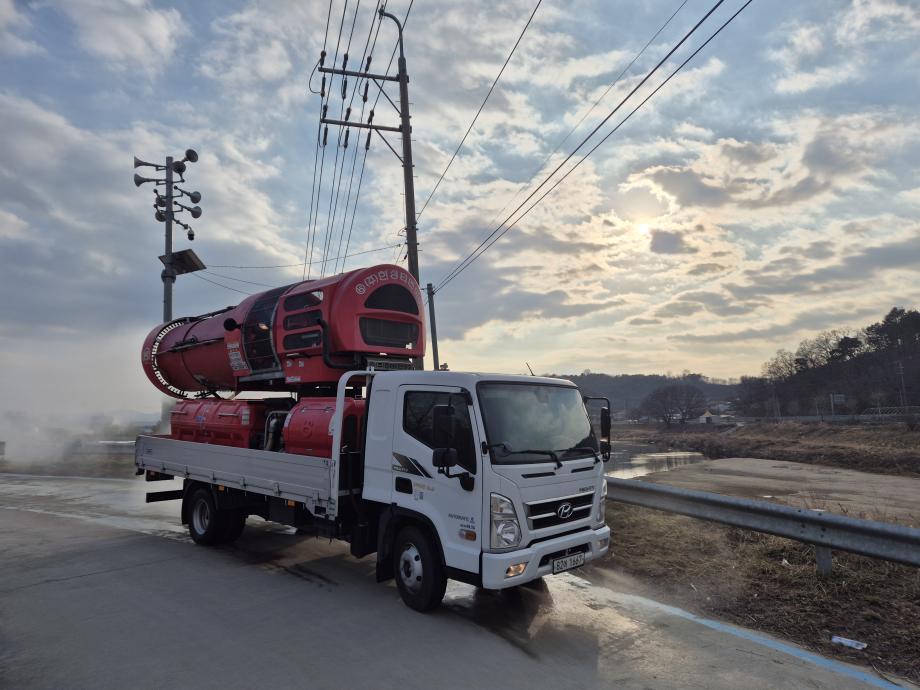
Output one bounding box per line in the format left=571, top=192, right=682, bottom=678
left=434, top=0, right=730, bottom=293
left=480, top=0, right=689, bottom=236
left=191, top=272, right=253, bottom=295
left=200, top=271, right=278, bottom=288
left=436, top=0, right=755, bottom=294
left=305, top=0, right=350, bottom=280
left=415, top=0, right=543, bottom=222
left=333, top=3, right=385, bottom=274
left=207, top=243, right=403, bottom=270
left=319, top=0, right=363, bottom=278
left=337, top=0, right=416, bottom=271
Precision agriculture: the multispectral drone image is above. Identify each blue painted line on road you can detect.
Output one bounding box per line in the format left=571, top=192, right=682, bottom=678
left=618, top=593, right=900, bottom=689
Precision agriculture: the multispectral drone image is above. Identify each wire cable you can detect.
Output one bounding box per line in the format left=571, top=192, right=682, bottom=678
left=208, top=243, right=404, bottom=270
left=480, top=0, right=689, bottom=236
left=435, top=0, right=755, bottom=293
left=191, top=272, right=253, bottom=295
left=200, top=271, right=278, bottom=288
left=415, top=0, right=543, bottom=222
left=435, top=0, right=729, bottom=292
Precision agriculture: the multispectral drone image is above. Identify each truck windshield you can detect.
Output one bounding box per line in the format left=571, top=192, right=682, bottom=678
left=477, top=383, right=597, bottom=465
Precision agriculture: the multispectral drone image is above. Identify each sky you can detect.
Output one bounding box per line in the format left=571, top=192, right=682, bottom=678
left=1, top=0, right=919, bottom=419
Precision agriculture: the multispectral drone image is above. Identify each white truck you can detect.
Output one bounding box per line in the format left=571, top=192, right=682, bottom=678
left=136, top=369, right=611, bottom=611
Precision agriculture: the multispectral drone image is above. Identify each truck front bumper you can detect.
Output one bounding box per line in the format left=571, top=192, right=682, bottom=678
left=481, top=524, right=610, bottom=590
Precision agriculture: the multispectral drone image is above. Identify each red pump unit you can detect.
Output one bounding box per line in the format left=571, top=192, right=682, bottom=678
left=142, top=264, right=425, bottom=398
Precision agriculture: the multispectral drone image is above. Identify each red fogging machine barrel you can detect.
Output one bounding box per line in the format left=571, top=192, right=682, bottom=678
left=142, top=264, right=425, bottom=398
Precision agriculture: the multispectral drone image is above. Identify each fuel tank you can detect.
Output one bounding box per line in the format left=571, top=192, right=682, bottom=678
left=142, top=264, right=424, bottom=397
left=169, top=399, right=268, bottom=449
left=283, top=397, right=366, bottom=458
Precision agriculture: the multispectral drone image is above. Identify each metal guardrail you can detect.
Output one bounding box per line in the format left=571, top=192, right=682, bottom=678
left=606, top=478, right=920, bottom=573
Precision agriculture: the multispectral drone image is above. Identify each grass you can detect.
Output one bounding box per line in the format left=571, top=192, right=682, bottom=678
left=599, top=502, right=920, bottom=683
left=613, top=422, right=920, bottom=477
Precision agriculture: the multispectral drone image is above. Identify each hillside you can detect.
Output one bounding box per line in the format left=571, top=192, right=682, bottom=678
left=554, top=372, right=738, bottom=414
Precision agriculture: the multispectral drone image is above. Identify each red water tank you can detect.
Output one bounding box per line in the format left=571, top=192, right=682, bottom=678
left=170, top=399, right=268, bottom=449
left=142, top=264, right=425, bottom=398
left=283, top=398, right=366, bottom=458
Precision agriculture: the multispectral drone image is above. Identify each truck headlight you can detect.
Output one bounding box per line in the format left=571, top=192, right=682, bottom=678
left=596, top=480, right=607, bottom=524
left=490, top=493, right=522, bottom=549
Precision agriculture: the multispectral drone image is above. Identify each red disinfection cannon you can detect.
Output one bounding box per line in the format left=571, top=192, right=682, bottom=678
left=141, top=264, right=425, bottom=398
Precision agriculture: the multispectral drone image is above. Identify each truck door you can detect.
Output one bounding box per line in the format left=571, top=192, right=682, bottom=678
left=392, top=385, right=481, bottom=575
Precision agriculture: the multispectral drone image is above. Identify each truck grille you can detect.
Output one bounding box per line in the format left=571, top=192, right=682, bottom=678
left=525, top=491, right=594, bottom=530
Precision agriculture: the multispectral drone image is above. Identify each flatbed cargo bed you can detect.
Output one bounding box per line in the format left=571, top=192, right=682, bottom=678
left=135, top=435, right=337, bottom=516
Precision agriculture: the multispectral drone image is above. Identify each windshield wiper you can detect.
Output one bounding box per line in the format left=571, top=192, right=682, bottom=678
left=558, top=446, right=600, bottom=464
left=497, top=448, right=562, bottom=469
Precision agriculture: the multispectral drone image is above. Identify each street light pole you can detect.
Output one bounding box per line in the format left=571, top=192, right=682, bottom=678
left=162, top=156, right=175, bottom=322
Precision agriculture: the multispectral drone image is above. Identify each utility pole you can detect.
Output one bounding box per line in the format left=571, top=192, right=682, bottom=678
left=319, top=7, right=419, bottom=285
left=134, top=148, right=204, bottom=322
left=897, top=361, right=907, bottom=409
left=162, top=156, right=175, bottom=321
left=426, top=283, right=440, bottom=370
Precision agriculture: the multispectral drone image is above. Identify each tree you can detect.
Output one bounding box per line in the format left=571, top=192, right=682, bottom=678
left=641, top=384, right=706, bottom=426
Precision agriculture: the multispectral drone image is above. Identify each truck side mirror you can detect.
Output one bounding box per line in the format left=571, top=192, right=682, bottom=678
left=432, top=447, right=458, bottom=469
left=600, top=407, right=611, bottom=462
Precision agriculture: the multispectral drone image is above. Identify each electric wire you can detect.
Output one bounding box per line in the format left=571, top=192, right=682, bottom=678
left=434, top=0, right=729, bottom=293
left=207, top=243, right=403, bottom=270
left=332, top=1, right=385, bottom=273
left=301, top=0, right=338, bottom=280
left=415, top=0, right=543, bottom=222
left=191, top=272, right=253, bottom=295
left=480, top=0, right=689, bottom=236
left=200, top=271, right=278, bottom=288
left=305, top=0, right=350, bottom=280
left=319, top=0, right=361, bottom=278
left=435, top=0, right=755, bottom=294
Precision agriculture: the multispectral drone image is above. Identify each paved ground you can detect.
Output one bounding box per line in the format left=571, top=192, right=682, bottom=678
left=644, top=457, right=920, bottom=522
left=0, top=471, right=914, bottom=690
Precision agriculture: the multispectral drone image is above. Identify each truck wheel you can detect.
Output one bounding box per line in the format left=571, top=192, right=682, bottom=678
left=393, top=525, right=447, bottom=612
left=187, top=488, right=224, bottom=545
left=220, top=510, right=247, bottom=544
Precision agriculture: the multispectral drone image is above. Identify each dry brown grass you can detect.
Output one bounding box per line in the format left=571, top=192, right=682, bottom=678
left=613, top=422, right=920, bottom=476
left=602, top=502, right=920, bottom=683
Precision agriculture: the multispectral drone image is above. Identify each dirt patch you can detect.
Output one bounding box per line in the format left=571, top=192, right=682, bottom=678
left=599, top=502, right=920, bottom=684
left=613, top=422, right=920, bottom=477
left=641, top=457, right=920, bottom=525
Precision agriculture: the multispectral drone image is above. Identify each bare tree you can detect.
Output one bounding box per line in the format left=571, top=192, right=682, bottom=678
left=641, top=384, right=707, bottom=426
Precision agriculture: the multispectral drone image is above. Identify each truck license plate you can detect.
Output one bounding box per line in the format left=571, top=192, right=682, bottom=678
left=552, top=552, right=585, bottom=574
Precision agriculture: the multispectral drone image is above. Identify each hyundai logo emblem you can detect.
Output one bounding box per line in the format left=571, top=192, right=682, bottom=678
left=556, top=502, right=574, bottom=520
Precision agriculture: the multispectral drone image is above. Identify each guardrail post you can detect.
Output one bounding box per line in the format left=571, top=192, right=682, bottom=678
left=815, top=546, right=833, bottom=576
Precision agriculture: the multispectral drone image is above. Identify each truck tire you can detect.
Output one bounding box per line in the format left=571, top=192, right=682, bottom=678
left=187, top=487, right=224, bottom=545
left=393, top=525, right=447, bottom=612
left=219, top=510, right=247, bottom=544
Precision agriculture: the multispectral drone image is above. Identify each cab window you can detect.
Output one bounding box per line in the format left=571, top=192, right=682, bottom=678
left=403, top=391, right=476, bottom=473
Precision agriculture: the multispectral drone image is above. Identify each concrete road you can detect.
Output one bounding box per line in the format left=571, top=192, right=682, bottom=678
left=0, top=472, right=912, bottom=690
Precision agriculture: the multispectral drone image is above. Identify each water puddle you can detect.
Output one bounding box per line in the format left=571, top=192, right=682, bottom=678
left=605, top=442, right=705, bottom=479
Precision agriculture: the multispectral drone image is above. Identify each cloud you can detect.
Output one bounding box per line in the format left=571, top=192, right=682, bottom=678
left=628, top=317, right=662, bottom=326
left=654, top=301, right=703, bottom=318
left=48, top=0, right=188, bottom=75
left=649, top=229, right=697, bottom=254
left=0, top=0, right=43, bottom=56
left=687, top=263, right=727, bottom=276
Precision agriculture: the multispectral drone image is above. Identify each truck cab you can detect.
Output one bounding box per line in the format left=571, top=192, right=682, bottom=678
left=357, top=370, right=611, bottom=610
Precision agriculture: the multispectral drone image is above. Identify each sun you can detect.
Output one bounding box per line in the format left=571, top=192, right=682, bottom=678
left=637, top=223, right=650, bottom=236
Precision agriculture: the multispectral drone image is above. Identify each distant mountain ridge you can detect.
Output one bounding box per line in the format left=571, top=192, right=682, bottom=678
left=553, top=372, right=739, bottom=413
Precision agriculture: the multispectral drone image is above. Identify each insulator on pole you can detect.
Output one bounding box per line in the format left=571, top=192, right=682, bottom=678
left=362, top=82, right=369, bottom=102
left=365, top=131, right=372, bottom=150
left=322, top=104, right=328, bottom=118
left=320, top=75, right=326, bottom=98
left=342, top=53, right=349, bottom=70
left=345, top=106, right=352, bottom=121
left=365, top=55, right=372, bottom=71
left=320, top=50, right=326, bottom=67
left=367, top=109, right=375, bottom=124
left=322, top=126, right=328, bottom=146
left=343, top=130, right=350, bottom=149
left=342, top=77, right=347, bottom=99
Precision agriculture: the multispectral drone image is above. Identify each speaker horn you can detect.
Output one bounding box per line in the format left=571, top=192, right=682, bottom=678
left=134, top=173, right=157, bottom=187
left=189, top=190, right=202, bottom=204
left=134, top=156, right=157, bottom=169
left=172, top=160, right=187, bottom=174
left=184, top=149, right=198, bottom=163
